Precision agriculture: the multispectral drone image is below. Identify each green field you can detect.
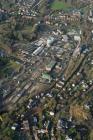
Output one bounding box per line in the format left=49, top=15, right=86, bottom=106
left=51, top=1, right=71, bottom=10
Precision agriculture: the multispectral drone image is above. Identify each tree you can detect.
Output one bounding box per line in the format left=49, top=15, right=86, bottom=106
left=90, top=130, right=93, bottom=140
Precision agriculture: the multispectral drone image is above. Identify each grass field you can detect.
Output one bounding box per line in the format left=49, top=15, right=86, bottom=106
left=9, top=60, right=21, bottom=72
left=22, top=26, right=33, bottom=34
left=51, top=1, right=71, bottom=10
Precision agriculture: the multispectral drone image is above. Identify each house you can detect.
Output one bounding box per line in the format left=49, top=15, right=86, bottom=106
left=11, top=123, right=18, bottom=131
left=62, top=35, right=68, bottom=42
left=38, top=129, right=48, bottom=134
left=88, top=8, right=93, bottom=22
left=74, top=36, right=81, bottom=41
left=56, top=81, right=64, bottom=89
left=66, top=135, right=72, bottom=140
left=23, top=120, right=30, bottom=131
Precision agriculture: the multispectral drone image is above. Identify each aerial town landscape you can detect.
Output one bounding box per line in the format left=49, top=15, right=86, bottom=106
left=0, top=0, right=93, bottom=139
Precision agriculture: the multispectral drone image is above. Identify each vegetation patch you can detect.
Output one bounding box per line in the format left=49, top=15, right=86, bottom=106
left=70, top=104, right=90, bottom=121
left=0, top=58, right=21, bottom=78
left=51, top=0, right=71, bottom=10
left=9, top=60, right=21, bottom=72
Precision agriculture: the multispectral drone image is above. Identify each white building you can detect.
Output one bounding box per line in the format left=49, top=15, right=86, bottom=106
left=47, top=37, right=55, bottom=47
left=32, top=47, right=43, bottom=56
left=74, top=36, right=81, bottom=41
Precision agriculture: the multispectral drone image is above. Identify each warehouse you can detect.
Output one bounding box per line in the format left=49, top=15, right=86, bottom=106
left=32, top=47, right=43, bottom=56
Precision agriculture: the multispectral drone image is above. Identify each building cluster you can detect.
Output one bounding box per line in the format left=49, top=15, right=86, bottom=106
left=0, top=1, right=93, bottom=140
left=45, top=10, right=81, bottom=25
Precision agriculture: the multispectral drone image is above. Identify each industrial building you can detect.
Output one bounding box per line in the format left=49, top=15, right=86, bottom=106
left=42, top=73, right=52, bottom=83
left=46, top=60, right=56, bottom=72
